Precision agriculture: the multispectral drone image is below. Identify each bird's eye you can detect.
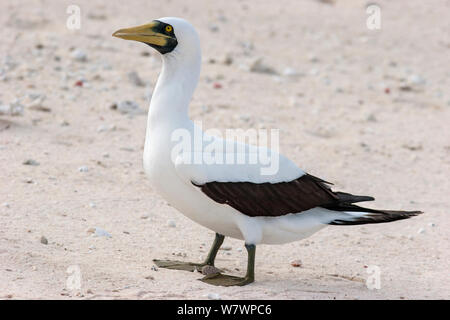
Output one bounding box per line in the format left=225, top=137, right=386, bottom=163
left=165, top=25, right=173, bottom=33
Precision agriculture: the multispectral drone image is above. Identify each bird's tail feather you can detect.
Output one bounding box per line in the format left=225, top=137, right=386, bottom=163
left=326, top=204, right=422, bottom=226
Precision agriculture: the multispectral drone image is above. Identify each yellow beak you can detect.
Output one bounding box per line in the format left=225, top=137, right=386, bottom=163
left=112, top=21, right=172, bottom=46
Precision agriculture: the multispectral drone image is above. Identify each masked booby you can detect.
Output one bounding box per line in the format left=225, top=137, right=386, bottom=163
left=113, top=17, right=421, bottom=286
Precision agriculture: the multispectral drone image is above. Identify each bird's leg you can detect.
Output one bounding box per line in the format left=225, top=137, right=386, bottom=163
left=200, top=243, right=255, bottom=286
left=153, top=233, right=225, bottom=272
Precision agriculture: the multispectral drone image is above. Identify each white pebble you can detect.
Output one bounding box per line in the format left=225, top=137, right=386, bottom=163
left=78, top=166, right=89, bottom=172
left=282, top=67, right=301, bottom=77
left=2, top=202, right=10, bottom=208
left=207, top=293, right=221, bottom=300
left=114, top=100, right=145, bottom=115
left=309, top=68, right=319, bottom=76
left=89, top=202, right=96, bottom=208
left=97, top=124, right=116, bottom=132
left=90, top=227, right=112, bottom=238
left=167, top=220, right=176, bottom=228
left=428, top=222, right=436, bottom=227
left=71, top=49, right=87, bottom=62
left=0, top=100, right=24, bottom=116
left=417, top=228, right=425, bottom=234
left=408, top=74, right=426, bottom=86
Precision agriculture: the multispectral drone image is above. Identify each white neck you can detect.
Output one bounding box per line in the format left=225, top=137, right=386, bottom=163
left=147, top=51, right=201, bottom=127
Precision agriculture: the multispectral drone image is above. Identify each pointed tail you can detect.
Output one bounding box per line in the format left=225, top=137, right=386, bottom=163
left=325, top=204, right=422, bottom=226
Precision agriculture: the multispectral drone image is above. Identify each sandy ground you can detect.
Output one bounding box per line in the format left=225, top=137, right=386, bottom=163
left=0, top=0, right=449, bottom=300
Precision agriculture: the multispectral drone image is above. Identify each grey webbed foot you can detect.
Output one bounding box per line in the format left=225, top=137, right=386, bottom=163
left=200, top=273, right=254, bottom=286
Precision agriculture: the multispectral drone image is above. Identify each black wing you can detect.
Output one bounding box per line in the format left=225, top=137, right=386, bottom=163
left=192, top=173, right=375, bottom=217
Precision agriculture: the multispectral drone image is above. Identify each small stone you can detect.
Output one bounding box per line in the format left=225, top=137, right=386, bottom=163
left=308, top=54, right=319, bottom=63
left=0, top=101, right=24, bottom=116
left=219, top=245, right=232, bottom=251
left=145, top=275, right=154, bottom=280
left=249, top=58, right=278, bottom=75
left=97, top=124, right=116, bottom=132
left=207, top=293, right=221, bottom=300
left=201, top=265, right=221, bottom=276
left=23, top=159, right=39, bottom=166
left=95, top=228, right=111, bottom=238
left=428, top=222, right=436, bottom=227
left=167, top=220, right=176, bottom=228
left=283, top=68, right=300, bottom=77
left=78, top=166, right=89, bottom=172
left=87, top=227, right=111, bottom=238
left=29, top=105, right=51, bottom=112
left=309, top=68, right=319, bottom=76
left=239, top=115, right=250, bottom=122
left=389, top=61, right=397, bottom=67
left=112, top=100, right=145, bottom=115
left=402, top=143, right=423, bottom=151
left=408, top=74, right=426, bottom=86
left=417, top=228, right=425, bottom=234
left=399, top=85, right=414, bottom=92
left=151, top=265, right=158, bottom=271
left=40, top=236, right=48, bottom=245
left=140, top=214, right=149, bottom=219
left=290, top=259, right=302, bottom=267
left=366, top=113, right=377, bottom=122
left=317, top=0, right=335, bottom=5
left=87, top=13, right=107, bottom=20
left=208, top=24, right=219, bottom=32
left=71, top=49, right=87, bottom=62
left=2, top=202, right=10, bottom=208
left=127, top=71, right=145, bottom=87
left=222, top=53, right=233, bottom=65
left=89, top=202, right=96, bottom=208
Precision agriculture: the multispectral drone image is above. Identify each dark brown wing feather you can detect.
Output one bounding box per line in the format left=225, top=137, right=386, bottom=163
left=192, top=173, right=374, bottom=217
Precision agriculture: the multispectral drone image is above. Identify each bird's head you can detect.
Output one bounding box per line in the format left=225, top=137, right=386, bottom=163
left=113, top=17, right=199, bottom=58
